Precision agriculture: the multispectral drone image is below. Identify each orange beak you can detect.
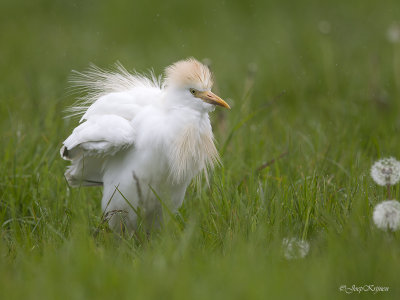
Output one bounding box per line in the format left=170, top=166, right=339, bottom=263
left=198, top=91, right=230, bottom=109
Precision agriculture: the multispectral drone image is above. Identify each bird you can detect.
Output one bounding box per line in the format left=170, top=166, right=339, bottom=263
left=60, top=58, right=230, bottom=233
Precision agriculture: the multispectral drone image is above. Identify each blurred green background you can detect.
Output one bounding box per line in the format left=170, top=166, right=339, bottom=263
left=1, top=0, right=400, bottom=299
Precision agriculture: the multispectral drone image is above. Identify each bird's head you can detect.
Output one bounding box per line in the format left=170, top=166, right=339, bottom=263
left=165, top=58, right=230, bottom=112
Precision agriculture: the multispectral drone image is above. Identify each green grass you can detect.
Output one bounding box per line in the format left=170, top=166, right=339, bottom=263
left=1, top=0, right=400, bottom=299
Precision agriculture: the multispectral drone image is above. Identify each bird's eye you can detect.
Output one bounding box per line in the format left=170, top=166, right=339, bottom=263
left=190, top=89, right=196, bottom=95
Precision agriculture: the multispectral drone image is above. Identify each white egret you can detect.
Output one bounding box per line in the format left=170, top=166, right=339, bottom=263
left=60, top=58, right=230, bottom=232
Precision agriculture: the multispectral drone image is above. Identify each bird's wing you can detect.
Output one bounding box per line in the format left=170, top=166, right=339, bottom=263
left=61, top=114, right=136, bottom=186
left=62, top=114, right=136, bottom=158
left=61, top=64, right=163, bottom=187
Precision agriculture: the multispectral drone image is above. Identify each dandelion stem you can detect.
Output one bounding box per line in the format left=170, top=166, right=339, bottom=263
left=387, top=184, right=391, bottom=199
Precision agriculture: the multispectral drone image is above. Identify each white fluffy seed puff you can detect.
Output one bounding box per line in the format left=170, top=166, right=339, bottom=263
left=60, top=58, right=230, bottom=233
left=370, top=157, right=400, bottom=186
left=282, top=238, right=310, bottom=260
left=373, top=200, right=400, bottom=231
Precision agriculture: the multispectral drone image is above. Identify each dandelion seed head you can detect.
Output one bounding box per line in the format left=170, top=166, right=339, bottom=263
left=387, top=22, right=400, bottom=44
left=282, top=237, right=310, bottom=260
left=373, top=200, right=400, bottom=231
left=370, top=157, right=400, bottom=186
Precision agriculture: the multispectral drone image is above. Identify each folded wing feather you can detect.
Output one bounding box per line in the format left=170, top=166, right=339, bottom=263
left=61, top=114, right=136, bottom=186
